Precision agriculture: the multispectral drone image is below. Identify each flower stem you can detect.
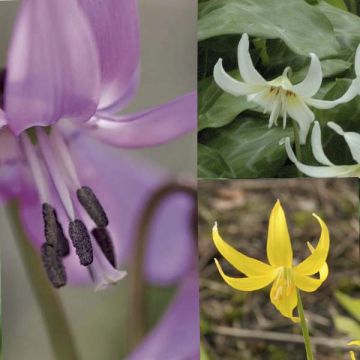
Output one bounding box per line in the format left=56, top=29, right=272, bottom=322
left=292, top=119, right=303, bottom=178
left=128, top=180, right=197, bottom=351
left=6, top=200, right=80, bottom=360
left=297, top=289, right=314, bottom=360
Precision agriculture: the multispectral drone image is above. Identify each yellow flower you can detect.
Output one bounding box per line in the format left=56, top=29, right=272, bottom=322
left=212, top=200, right=330, bottom=321
left=348, top=341, right=360, bottom=360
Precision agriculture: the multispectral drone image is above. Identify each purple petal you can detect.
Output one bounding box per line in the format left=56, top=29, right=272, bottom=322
left=5, top=0, right=101, bottom=135
left=67, top=131, right=195, bottom=284
left=127, top=271, right=200, bottom=360
left=88, top=92, right=197, bottom=148
left=77, top=0, right=140, bottom=112
left=0, top=128, right=34, bottom=203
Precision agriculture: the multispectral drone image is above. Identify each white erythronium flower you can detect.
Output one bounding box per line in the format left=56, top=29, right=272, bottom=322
left=281, top=121, right=360, bottom=177
left=213, top=33, right=359, bottom=144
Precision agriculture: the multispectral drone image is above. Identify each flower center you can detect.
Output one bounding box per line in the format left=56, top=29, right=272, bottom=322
left=21, top=127, right=117, bottom=288
left=273, top=267, right=295, bottom=301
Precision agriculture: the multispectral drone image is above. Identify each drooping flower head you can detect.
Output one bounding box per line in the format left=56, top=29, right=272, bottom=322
left=0, top=0, right=196, bottom=289
left=212, top=200, right=330, bottom=321
left=281, top=121, right=360, bottom=178
left=213, top=33, right=357, bottom=144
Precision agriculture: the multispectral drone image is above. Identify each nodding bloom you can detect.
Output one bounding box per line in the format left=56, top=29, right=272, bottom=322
left=281, top=121, right=360, bottom=178
left=212, top=200, right=330, bottom=321
left=0, top=0, right=196, bottom=289
left=349, top=341, right=360, bottom=360
left=213, top=33, right=357, bottom=144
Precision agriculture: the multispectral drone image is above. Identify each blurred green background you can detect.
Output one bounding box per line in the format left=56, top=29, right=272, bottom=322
left=199, top=179, right=359, bottom=360
left=0, top=1, right=196, bottom=359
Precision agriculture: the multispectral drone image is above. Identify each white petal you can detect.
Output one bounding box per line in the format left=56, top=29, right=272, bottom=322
left=286, top=96, right=315, bottom=144
left=281, top=137, right=360, bottom=177
left=328, top=122, right=360, bottom=163
left=213, top=59, right=263, bottom=96
left=293, top=53, right=322, bottom=97
left=238, top=33, right=267, bottom=85
left=311, top=121, right=334, bottom=166
left=307, top=79, right=360, bottom=109
left=355, top=43, right=360, bottom=77
left=268, top=96, right=282, bottom=127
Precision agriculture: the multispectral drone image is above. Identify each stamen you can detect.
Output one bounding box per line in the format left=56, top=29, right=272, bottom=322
left=69, top=220, right=93, bottom=266
left=77, top=186, right=109, bottom=227
left=42, top=203, right=70, bottom=257
left=21, top=134, right=51, bottom=203
left=41, top=243, right=67, bottom=288
left=51, top=129, right=81, bottom=189
left=37, top=129, right=75, bottom=220
left=91, top=227, right=116, bottom=267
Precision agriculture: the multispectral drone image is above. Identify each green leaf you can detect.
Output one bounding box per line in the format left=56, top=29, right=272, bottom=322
left=201, top=118, right=293, bottom=178
left=198, top=70, right=256, bottom=131
left=317, top=1, right=360, bottom=50
left=198, top=0, right=340, bottom=57
left=198, top=144, right=235, bottom=178
left=336, top=291, right=360, bottom=322
left=325, top=0, right=348, bottom=10
left=200, top=344, right=211, bottom=360
left=333, top=315, right=360, bottom=338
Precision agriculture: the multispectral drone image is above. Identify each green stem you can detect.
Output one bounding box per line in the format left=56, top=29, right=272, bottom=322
left=128, top=180, right=197, bottom=351
left=292, top=119, right=303, bottom=178
left=6, top=201, right=80, bottom=360
left=297, top=289, right=314, bottom=360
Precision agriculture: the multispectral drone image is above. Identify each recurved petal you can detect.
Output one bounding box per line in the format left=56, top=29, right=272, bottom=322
left=355, top=43, right=360, bottom=78
left=87, top=92, right=196, bottom=148
left=238, top=33, right=267, bottom=85
left=327, top=122, right=360, bottom=164
left=311, top=121, right=334, bottom=166
left=215, top=259, right=276, bottom=291
left=307, top=241, right=329, bottom=280
left=266, top=200, right=293, bottom=268
left=293, top=53, right=322, bottom=97
left=294, top=214, right=330, bottom=276
left=292, top=272, right=327, bottom=293
left=270, top=279, right=298, bottom=322
left=77, top=0, right=140, bottom=112
left=306, top=79, right=360, bottom=109
left=349, top=341, right=360, bottom=347
left=212, top=223, right=273, bottom=277
left=286, top=96, right=315, bottom=144
left=281, top=137, right=360, bottom=178
left=214, top=59, right=264, bottom=96
left=350, top=351, right=356, bottom=360
left=5, top=0, right=101, bottom=135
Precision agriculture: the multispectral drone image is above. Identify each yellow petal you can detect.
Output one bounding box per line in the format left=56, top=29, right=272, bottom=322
left=294, top=214, right=330, bottom=276
left=266, top=200, right=293, bottom=268
left=307, top=241, right=329, bottom=280
left=349, top=351, right=356, bottom=360
left=214, top=258, right=277, bottom=291
left=349, top=341, right=360, bottom=347
left=212, top=223, right=273, bottom=276
left=270, top=273, right=299, bottom=322
left=292, top=271, right=327, bottom=292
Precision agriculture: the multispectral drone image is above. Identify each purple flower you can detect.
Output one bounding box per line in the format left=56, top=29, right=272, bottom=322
left=0, top=0, right=196, bottom=289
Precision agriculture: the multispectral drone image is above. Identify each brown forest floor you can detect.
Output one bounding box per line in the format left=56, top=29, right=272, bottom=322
left=199, top=179, right=359, bottom=360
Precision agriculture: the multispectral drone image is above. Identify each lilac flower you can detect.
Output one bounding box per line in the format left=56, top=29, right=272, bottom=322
left=0, top=0, right=196, bottom=289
